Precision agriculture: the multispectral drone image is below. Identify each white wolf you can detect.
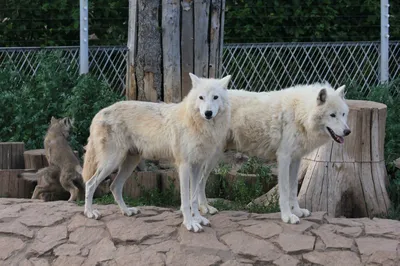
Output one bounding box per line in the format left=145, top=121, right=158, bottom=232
left=82, top=73, right=232, bottom=232
left=195, top=82, right=350, bottom=224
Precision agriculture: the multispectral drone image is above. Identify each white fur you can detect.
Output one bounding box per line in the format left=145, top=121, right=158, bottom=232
left=196, top=82, right=350, bottom=224
left=83, top=73, right=232, bottom=232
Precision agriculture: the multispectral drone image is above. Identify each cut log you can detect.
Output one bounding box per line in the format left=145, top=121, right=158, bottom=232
left=23, top=149, right=79, bottom=170
left=298, top=100, right=390, bottom=218
left=0, top=142, right=25, bottom=169
left=0, top=169, right=35, bottom=198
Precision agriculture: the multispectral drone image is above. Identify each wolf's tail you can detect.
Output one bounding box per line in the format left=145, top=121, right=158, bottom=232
left=82, top=138, right=98, bottom=183
left=17, top=172, right=39, bottom=182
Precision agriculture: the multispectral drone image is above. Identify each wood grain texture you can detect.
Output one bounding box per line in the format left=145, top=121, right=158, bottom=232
left=162, top=0, right=181, bottom=103
left=181, top=0, right=194, bottom=98
left=194, top=0, right=210, bottom=77
left=208, top=0, right=222, bottom=78
left=126, top=0, right=138, bottom=100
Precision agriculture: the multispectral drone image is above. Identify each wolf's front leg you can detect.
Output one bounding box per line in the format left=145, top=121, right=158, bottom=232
left=198, top=160, right=219, bottom=215
left=289, top=159, right=311, bottom=218
left=190, top=164, right=210, bottom=226
left=179, top=163, right=203, bottom=232
left=277, top=153, right=300, bottom=224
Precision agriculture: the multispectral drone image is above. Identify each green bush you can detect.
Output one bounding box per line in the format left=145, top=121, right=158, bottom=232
left=0, top=52, right=123, bottom=155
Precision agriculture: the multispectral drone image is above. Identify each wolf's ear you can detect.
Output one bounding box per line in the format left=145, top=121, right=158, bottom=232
left=50, top=116, right=57, bottom=124
left=189, top=73, right=201, bottom=88
left=219, top=75, right=232, bottom=90
left=317, top=88, right=327, bottom=105
left=336, top=85, right=346, bottom=99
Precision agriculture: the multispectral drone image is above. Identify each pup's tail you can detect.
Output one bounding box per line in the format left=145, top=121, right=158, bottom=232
left=17, top=172, right=39, bottom=182
left=82, top=138, right=97, bottom=183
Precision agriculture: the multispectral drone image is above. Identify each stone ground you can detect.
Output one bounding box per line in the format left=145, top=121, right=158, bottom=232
left=0, top=199, right=399, bottom=266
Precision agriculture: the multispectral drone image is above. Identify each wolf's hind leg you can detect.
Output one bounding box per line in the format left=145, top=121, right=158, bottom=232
left=289, top=159, right=311, bottom=218
left=110, top=154, right=141, bottom=216
left=60, top=171, right=80, bottom=202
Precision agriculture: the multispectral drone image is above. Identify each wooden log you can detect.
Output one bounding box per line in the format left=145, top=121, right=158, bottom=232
left=194, top=0, right=211, bottom=77
left=0, top=170, right=35, bottom=198
left=180, top=0, right=194, bottom=98
left=162, top=0, right=181, bottom=103
left=23, top=149, right=79, bottom=170
left=208, top=0, right=222, bottom=78
left=0, top=142, right=25, bottom=169
left=122, top=171, right=160, bottom=199
left=136, top=0, right=162, bottom=102
left=298, top=100, right=390, bottom=218
left=126, top=0, right=138, bottom=100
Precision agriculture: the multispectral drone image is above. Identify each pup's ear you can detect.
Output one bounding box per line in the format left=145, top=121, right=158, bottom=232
left=336, top=85, right=346, bottom=99
left=219, top=75, right=232, bottom=90
left=317, top=88, right=327, bottom=105
left=189, top=73, right=201, bottom=88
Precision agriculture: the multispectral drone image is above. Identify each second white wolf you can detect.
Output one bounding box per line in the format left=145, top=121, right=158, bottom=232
left=196, top=82, right=351, bottom=224
left=82, top=73, right=232, bottom=232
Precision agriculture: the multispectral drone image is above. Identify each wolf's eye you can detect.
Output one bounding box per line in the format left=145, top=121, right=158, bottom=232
left=330, top=113, right=336, bottom=118
left=199, top=96, right=204, bottom=100
left=343, top=113, right=345, bottom=117
left=213, top=96, right=219, bottom=100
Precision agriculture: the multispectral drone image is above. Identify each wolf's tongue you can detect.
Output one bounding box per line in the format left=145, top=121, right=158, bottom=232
left=337, top=136, right=344, bottom=144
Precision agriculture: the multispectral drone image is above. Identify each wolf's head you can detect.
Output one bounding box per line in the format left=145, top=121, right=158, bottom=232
left=313, top=84, right=350, bottom=144
left=49, top=116, right=74, bottom=138
left=188, top=73, right=232, bottom=120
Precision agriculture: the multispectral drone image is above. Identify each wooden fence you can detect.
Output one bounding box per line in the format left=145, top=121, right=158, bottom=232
left=126, top=0, right=226, bottom=103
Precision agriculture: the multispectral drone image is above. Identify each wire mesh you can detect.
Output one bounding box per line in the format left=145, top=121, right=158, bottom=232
left=0, top=46, right=128, bottom=95
left=220, top=41, right=400, bottom=95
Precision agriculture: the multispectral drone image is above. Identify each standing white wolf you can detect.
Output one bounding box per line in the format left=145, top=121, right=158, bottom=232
left=82, top=73, right=231, bottom=232
left=196, top=82, right=351, bottom=224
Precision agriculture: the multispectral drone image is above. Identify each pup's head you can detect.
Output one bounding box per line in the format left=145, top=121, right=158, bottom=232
left=314, top=84, right=350, bottom=144
left=49, top=116, right=74, bottom=137
left=188, top=73, right=232, bottom=120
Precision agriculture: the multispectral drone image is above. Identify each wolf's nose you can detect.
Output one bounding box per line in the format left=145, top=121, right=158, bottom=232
left=205, top=110, right=213, bottom=119
left=344, top=129, right=351, bottom=136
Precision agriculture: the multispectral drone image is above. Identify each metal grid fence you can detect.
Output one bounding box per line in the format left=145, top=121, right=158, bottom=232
left=0, top=46, right=128, bottom=95
left=220, top=41, right=400, bottom=94
left=1, top=42, right=399, bottom=96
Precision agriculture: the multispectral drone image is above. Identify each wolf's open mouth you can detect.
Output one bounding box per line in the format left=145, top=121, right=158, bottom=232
left=327, top=127, right=344, bottom=144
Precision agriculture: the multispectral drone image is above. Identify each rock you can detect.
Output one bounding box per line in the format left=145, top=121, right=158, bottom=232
left=0, top=221, right=34, bottom=238
left=114, top=245, right=141, bottom=265
left=53, top=244, right=81, bottom=256
left=29, top=258, right=50, bottom=266
left=325, top=217, right=363, bottom=227
left=117, top=249, right=165, bottom=266
left=243, top=221, right=283, bottom=239
left=252, top=212, right=282, bottom=220
left=366, top=250, right=398, bottom=265
left=69, top=226, right=108, bottom=246
left=336, top=226, right=363, bottom=238
left=363, top=217, right=400, bottom=239
left=355, top=237, right=399, bottom=255
left=53, top=256, right=85, bottom=266
left=303, top=251, right=362, bottom=266
left=179, top=226, right=229, bottom=253
left=208, top=213, right=240, bottom=237
left=166, top=247, right=221, bottom=266
left=0, top=236, right=25, bottom=260
left=277, top=233, right=315, bottom=253
left=280, top=220, right=316, bottom=234
left=220, top=260, right=250, bottom=266
left=83, top=238, right=116, bottom=266
left=273, top=254, right=300, bottom=266
left=67, top=213, right=104, bottom=231
left=31, top=225, right=67, bottom=255
left=18, top=259, right=33, bottom=266
left=247, top=185, right=279, bottom=207
left=312, top=227, right=353, bottom=249
left=221, top=231, right=281, bottom=262
left=303, top=211, right=327, bottom=224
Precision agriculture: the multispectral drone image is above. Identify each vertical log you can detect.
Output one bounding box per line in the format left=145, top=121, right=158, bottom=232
left=162, top=0, right=181, bottom=103
left=136, top=0, right=162, bottom=102
left=194, top=0, right=210, bottom=77
left=126, top=0, right=138, bottom=100
left=208, top=0, right=222, bottom=78
left=181, top=0, right=194, bottom=98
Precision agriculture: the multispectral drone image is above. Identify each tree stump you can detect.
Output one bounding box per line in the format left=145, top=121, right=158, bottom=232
left=23, top=149, right=49, bottom=170
left=298, top=100, right=390, bottom=218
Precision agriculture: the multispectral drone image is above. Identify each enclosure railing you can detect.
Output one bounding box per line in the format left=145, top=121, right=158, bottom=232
left=1, top=41, right=399, bottom=96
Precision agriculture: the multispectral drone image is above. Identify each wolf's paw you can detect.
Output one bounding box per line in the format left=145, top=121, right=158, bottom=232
left=199, top=203, right=218, bottom=215
left=292, top=207, right=311, bottom=218
left=193, top=214, right=210, bottom=226
left=281, top=213, right=300, bottom=224
left=182, top=218, right=203, bottom=233
left=122, top=207, right=139, bottom=216
left=84, top=209, right=101, bottom=220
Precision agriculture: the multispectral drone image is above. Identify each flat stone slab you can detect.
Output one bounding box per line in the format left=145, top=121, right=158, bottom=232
left=1, top=199, right=400, bottom=265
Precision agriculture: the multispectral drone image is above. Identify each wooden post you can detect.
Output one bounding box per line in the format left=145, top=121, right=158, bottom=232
left=298, top=100, right=390, bottom=218
left=126, top=0, right=226, bottom=102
